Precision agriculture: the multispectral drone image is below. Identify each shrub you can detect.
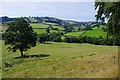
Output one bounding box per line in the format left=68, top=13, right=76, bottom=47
left=38, top=33, right=49, bottom=43
left=49, top=32, right=62, bottom=42
left=64, top=37, right=78, bottom=43
left=78, top=36, right=87, bottom=43
left=52, top=36, right=62, bottom=42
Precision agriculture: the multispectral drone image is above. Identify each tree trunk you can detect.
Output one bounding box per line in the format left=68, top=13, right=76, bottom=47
left=20, top=49, right=24, bottom=57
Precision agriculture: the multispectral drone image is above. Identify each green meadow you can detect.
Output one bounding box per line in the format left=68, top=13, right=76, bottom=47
left=30, top=23, right=64, bottom=34
left=1, top=23, right=118, bottom=78
left=2, top=40, right=118, bottom=78
left=1, top=2, right=119, bottom=78
left=64, top=25, right=107, bottom=38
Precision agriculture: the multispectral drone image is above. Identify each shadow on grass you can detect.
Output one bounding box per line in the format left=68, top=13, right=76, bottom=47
left=14, top=54, right=50, bottom=59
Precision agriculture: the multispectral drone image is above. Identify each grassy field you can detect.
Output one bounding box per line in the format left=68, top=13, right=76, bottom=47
left=30, top=24, right=48, bottom=28
left=92, top=25, right=107, bottom=30
left=65, top=29, right=107, bottom=38
left=28, top=17, right=38, bottom=23
left=82, top=29, right=107, bottom=38
left=2, top=40, right=118, bottom=78
left=2, top=23, right=60, bottom=34
left=64, top=31, right=85, bottom=37
left=30, top=23, right=64, bottom=34
left=65, top=25, right=107, bottom=38
left=33, top=29, right=46, bottom=34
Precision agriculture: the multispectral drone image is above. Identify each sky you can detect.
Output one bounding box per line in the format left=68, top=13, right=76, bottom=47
left=1, top=2, right=97, bottom=22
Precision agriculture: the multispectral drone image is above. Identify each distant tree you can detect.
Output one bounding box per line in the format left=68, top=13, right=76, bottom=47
left=95, top=2, right=120, bottom=42
left=46, top=27, right=50, bottom=33
left=38, top=33, right=49, bottom=43
left=49, top=32, right=62, bottom=42
left=78, top=27, right=81, bottom=31
left=64, top=23, right=73, bottom=32
left=3, top=18, right=37, bottom=57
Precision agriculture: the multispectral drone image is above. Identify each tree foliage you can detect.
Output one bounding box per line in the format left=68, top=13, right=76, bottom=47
left=95, top=2, right=120, bottom=38
left=3, top=18, right=37, bottom=57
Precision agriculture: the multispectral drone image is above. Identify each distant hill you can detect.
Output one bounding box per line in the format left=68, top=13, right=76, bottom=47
left=0, top=16, right=106, bottom=33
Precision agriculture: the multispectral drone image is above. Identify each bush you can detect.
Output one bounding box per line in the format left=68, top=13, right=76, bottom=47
left=38, top=33, right=49, bottom=43
left=78, top=36, right=87, bottom=43
left=93, top=38, right=100, bottom=45
left=49, top=32, right=62, bottom=42
left=52, top=36, right=62, bottom=42
left=64, top=37, right=78, bottom=43
left=86, top=37, right=94, bottom=44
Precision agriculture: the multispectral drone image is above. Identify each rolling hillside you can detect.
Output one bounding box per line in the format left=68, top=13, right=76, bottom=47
left=2, top=41, right=118, bottom=78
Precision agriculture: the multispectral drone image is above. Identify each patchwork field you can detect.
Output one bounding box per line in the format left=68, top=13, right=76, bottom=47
left=64, top=25, right=107, bottom=38
left=64, top=29, right=107, bottom=38
left=30, top=23, right=64, bottom=34
left=2, top=40, right=118, bottom=78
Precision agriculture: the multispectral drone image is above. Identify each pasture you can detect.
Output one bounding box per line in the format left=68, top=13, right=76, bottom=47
left=64, top=25, right=107, bottom=38
left=30, top=23, right=64, bottom=34
left=64, top=29, right=107, bottom=38
left=28, top=17, right=38, bottom=23
left=1, top=23, right=118, bottom=78
left=2, top=40, right=118, bottom=78
left=30, top=23, right=48, bottom=28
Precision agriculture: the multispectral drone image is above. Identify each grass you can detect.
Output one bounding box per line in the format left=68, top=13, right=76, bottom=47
left=52, top=26, right=64, bottom=31
left=2, top=25, right=8, bottom=33
left=2, top=40, right=118, bottom=78
left=1, top=24, right=118, bottom=78
left=65, top=29, right=107, bottom=38
left=33, top=29, right=46, bottom=34
left=92, top=25, right=107, bottom=30
left=30, top=23, right=64, bottom=30
left=30, top=23, right=48, bottom=28
left=82, top=29, right=107, bottom=38
left=29, top=18, right=38, bottom=23
left=31, top=23, right=62, bottom=34
left=65, top=25, right=107, bottom=38
left=64, top=31, right=85, bottom=37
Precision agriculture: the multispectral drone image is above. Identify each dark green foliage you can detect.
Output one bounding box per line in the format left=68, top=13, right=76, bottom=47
left=38, top=33, right=49, bottom=43
left=92, top=38, right=100, bottom=45
left=64, top=37, right=78, bottom=43
left=102, top=27, right=107, bottom=32
left=46, top=27, right=50, bottom=33
left=49, top=32, right=62, bottom=42
left=78, top=36, right=87, bottom=43
left=95, top=2, right=120, bottom=39
left=52, top=36, right=62, bottom=42
left=86, top=37, right=94, bottom=43
left=64, top=23, right=73, bottom=32
left=3, top=18, right=37, bottom=57
left=38, top=32, right=62, bottom=43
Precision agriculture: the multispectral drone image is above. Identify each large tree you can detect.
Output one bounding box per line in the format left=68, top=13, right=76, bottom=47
left=3, top=18, right=37, bottom=57
left=94, top=2, right=120, bottom=39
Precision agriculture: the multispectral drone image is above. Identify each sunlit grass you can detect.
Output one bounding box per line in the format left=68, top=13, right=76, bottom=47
left=2, top=41, right=118, bottom=78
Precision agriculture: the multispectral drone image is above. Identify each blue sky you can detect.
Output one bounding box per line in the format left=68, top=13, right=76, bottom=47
left=1, top=2, right=96, bottom=21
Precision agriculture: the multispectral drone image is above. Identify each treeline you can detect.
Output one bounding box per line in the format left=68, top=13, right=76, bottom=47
left=63, top=36, right=120, bottom=46
left=37, top=32, right=62, bottom=43
left=36, top=32, right=120, bottom=46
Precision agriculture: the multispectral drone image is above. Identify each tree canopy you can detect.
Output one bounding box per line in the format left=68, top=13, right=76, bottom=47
left=94, top=2, right=120, bottom=38
left=3, top=18, right=37, bottom=57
